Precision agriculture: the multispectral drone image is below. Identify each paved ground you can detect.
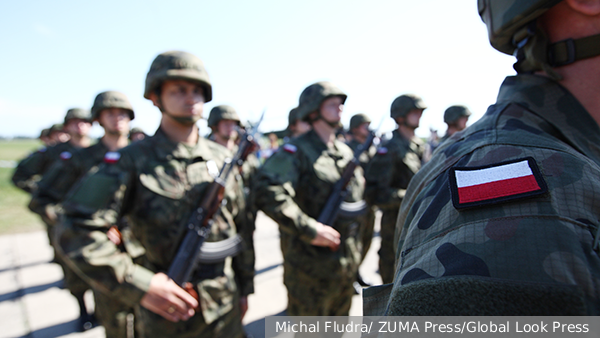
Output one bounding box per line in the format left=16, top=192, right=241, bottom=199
left=0, top=212, right=382, bottom=338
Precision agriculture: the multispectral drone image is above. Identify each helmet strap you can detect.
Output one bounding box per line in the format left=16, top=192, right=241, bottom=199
left=513, top=21, right=600, bottom=81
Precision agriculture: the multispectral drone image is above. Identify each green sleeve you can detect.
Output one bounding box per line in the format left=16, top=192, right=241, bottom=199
left=253, top=149, right=319, bottom=244
left=57, top=154, right=153, bottom=307
left=365, top=147, right=405, bottom=209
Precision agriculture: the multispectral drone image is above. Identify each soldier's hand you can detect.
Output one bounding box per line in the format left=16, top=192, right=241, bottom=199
left=310, top=223, right=341, bottom=251
left=240, top=296, right=248, bottom=319
left=140, top=272, right=199, bottom=322
left=107, top=226, right=122, bottom=246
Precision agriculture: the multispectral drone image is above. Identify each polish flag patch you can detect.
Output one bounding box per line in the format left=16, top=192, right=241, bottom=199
left=449, top=157, right=547, bottom=209
left=60, top=151, right=72, bottom=160
left=377, top=147, right=388, bottom=155
left=283, top=144, right=297, bottom=154
left=104, top=152, right=121, bottom=164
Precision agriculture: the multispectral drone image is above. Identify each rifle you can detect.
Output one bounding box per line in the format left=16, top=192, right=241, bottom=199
left=316, top=116, right=384, bottom=230
left=316, top=131, right=376, bottom=227
left=167, top=111, right=264, bottom=289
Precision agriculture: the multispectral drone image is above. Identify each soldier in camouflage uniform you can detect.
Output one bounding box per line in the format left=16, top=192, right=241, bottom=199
left=129, top=127, right=147, bottom=142
left=287, top=107, right=311, bottom=140
left=363, top=0, right=600, bottom=316
left=11, top=109, right=91, bottom=193
left=56, top=51, right=254, bottom=337
left=48, top=123, right=70, bottom=145
left=346, top=113, right=377, bottom=286
left=439, top=105, right=471, bottom=144
left=39, top=128, right=51, bottom=146
left=364, top=95, right=425, bottom=284
left=30, top=91, right=138, bottom=336
left=254, top=81, right=367, bottom=322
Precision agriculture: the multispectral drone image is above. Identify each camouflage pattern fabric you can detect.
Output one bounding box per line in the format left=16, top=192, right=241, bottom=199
left=254, top=129, right=367, bottom=316
left=29, top=140, right=141, bottom=337
left=347, top=139, right=377, bottom=260
left=56, top=128, right=254, bottom=336
left=363, top=74, right=600, bottom=316
left=364, top=130, right=424, bottom=283
left=11, top=141, right=76, bottom=193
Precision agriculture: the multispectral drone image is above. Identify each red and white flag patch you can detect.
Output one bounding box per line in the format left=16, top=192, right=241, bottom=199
left=104, top=152, right=121, bottom=164
left=283, top=144, right=297, bottom=154
left=60, top=151, right=72, bottom=160
left=449, top=157, right=547, bottom=209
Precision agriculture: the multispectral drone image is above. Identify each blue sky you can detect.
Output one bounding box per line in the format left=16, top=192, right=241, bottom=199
left=0, top=0, right=516, bottom=139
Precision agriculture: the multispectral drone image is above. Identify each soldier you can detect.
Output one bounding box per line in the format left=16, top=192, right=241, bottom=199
left=207, top=104, right=261, bottom=253
left=56, top=51, right=254, bottom=337
left=346, top=113, right=378, bottom=287
left=48, top=123, right=70, bottom=145
left=364, top=94, right=426, bottom=284
left=254, top=81, right=367, bottom=322
left=287, top=107, right=311, bottom=139
left=129, top=127, right=147, bottom=142
left=39, top=128, right=51, bottom=146
left=363, top=0, right=600, bottom=316
left=30, top=91, right=137, bottom=335
left=440, top=105, right=471, bottom=143
left=11, top=109, right=91, bottom=193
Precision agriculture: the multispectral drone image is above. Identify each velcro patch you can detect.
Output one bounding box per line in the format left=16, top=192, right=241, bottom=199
left=283, top=144, right=297, bottom=154
left=377, top=147, right=388, bottom=155
left=104, top=152, right=121, bottom=164
left=449, top=157, right=547, bottom=209
left=60, top=151, right=72, bottom=160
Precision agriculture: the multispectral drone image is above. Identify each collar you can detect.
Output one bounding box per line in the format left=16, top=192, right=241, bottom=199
left=497, top=74, right=600, bottom=166
left=150, top=127, right=212, bottom=161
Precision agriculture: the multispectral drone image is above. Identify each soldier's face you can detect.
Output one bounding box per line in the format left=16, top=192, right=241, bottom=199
left=455, top=116, right=469, bottom=131
left=99, top=108, right=131, bottom=136
left=216, top=119, right=239, bottom=141
left=405, top=109, right=423, bottom=129
left=320, top=96, right=344, bottom=123
left=65, top=118, right=92, bottom=137
left=157, top=80, right=205, bottom=121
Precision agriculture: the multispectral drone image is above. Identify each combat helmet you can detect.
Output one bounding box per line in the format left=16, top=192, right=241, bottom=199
left=297, top=81, right=347, bottom=122
left=64, top=108, right=91, bottom=124
left=349, top=113, right=371, bottom=131
left=478, top=0, right=600, bottom=75
left=207, top=105, right=240, bottom=128
left=390, top=94, right=427, bottom=119
left=288, top=107, right=300, bottom=127
left=91, top=91, right=135, bottom=121
left=444, top=105, right=472, bottom=124
left=144, top=51, right=212, bottom=102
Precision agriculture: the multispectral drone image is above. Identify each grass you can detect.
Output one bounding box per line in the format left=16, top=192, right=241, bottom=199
left=0, top=139, right=46, bottom=234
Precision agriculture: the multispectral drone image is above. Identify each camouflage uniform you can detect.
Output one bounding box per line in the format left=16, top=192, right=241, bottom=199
left=364, top=74, right=600, bottom=315
left=32, top=142, right=140, bottom=337
left=364, top=130, right=424, bottom=283
left=56, top=127, right=254, bottom=337
left=346, top=136, right=377, bottom=261
left=12, top=141, right=76, bottom=194
left=255, top=129, right=366, bottom=316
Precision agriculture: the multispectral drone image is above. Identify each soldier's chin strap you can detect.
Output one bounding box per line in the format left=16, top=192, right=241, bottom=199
left=309, top=112, right=342, bottom=129
left=513, top=21, right=600, bottom=80
left=547, top=34, right=600, bottom=68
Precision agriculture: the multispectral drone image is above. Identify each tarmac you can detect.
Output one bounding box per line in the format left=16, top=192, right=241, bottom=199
left=0, top=212, right=382, bottom=338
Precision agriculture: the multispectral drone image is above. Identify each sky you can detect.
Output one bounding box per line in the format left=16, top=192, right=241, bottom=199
left=0, top=0, right=517, bottom=140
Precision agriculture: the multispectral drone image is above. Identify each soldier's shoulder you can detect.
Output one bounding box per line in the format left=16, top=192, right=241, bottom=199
left=202, top=138, right=231, bottom=162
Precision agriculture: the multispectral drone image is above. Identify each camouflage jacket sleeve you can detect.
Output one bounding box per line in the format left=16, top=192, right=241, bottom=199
left=253, top=146, right=319, bottom=243
left=11, top=148, right=48, bottom=193
left=57, top=151, right=154, bottom=307
left=364, top=144, right=406, bottom=209
left=229, top=171, right=255, bottom=297
left=29, top=152, right=84, bottom=225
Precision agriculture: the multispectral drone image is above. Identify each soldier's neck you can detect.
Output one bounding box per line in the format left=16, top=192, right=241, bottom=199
left=312, top=121, right=336, bottom=147
left=397, top=125, right=415, bottom=140
left=69, top=135, right=91, bottom=148
left=213, top=134, right=236, bottom=151
left=160, top=118, right=199, bottom=146
left=101, top=133, right=129, bottom=152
